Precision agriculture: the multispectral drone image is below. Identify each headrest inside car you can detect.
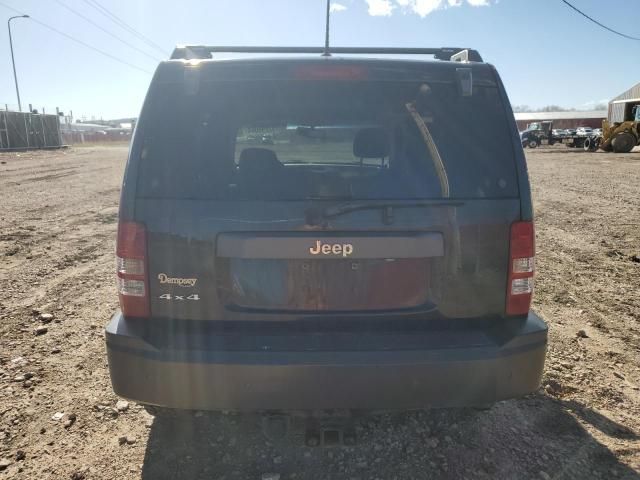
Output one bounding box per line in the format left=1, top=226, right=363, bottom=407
left=353, top=127, right=390, bottom=159
left=238, top=147, right=282, bottom=172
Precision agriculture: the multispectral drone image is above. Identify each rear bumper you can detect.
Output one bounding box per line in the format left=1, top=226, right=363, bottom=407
left=105, top=312, right=547, bottom=411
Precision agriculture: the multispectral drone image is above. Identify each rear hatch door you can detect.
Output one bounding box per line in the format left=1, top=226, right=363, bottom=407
left=133, top=60, right=521, bottom=322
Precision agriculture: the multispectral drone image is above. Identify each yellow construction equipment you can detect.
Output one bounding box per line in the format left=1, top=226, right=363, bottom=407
left=585, top=105, right=640, bottom=152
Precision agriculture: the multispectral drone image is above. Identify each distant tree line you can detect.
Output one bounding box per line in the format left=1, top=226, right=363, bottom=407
left=512, top=104, right=608, bottom=113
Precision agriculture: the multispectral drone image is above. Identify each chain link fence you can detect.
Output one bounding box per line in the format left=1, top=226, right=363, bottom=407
left=0, top=109, right=62, bottom=150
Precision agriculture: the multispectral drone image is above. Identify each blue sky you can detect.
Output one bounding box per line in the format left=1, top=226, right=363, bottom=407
left=1, top=0, right=638, bottom=119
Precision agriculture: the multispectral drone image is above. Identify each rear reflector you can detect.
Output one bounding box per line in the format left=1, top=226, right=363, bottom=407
left=506, top=221, right=535, bottom=316
left=116, top=222, right=149, bottom=317
left=293, top=65, right=367, bottom=80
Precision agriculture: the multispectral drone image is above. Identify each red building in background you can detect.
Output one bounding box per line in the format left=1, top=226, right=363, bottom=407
left=514, top=110, right=606, bottom=131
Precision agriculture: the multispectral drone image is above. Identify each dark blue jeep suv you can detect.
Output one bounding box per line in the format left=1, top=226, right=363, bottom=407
left=105, top=46, right=547, bottom=412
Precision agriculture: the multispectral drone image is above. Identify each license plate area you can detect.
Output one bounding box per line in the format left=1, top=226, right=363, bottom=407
left=221, top=258, right=429, bottom=311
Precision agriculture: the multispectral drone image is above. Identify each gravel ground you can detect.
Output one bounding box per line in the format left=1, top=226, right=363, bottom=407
left=0, top=144, right=639, bottom=479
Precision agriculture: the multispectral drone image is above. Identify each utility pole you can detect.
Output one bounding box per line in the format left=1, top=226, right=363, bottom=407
left=322, top=0, right=331, bottom=56
left=8, top=15, right=29, bottom=112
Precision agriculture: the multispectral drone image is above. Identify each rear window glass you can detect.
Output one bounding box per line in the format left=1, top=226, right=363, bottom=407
left=234, top=126, right=386, bottom=166
left=136, top=72, right=518, bottom=200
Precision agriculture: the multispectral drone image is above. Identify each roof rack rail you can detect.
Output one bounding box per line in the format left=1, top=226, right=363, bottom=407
left=170, top=46, right=483, bottom=62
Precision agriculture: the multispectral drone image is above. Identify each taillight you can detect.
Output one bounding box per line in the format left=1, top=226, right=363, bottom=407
left=116, top=221, right=149, bottom=317
left=506, top=221, right=535, bottom=316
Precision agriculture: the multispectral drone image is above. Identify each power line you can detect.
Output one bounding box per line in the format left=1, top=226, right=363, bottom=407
left=560, top=0, right=640, bottom=41
left=0, top=1, right=152, bottom=74
left=52, top=0, right=162, bottom=62
left=82, top=0, right=167, bottom=56
left=30, top=17, right=154, bottom=74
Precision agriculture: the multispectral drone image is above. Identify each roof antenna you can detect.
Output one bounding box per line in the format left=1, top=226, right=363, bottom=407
left=322, top=0, right=331, bottom=56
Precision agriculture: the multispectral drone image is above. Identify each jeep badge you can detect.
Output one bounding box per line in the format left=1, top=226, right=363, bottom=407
left=309, top=240, right=353, bottom=257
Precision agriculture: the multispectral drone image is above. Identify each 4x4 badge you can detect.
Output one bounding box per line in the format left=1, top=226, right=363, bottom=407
left=157, top=273, right=198, bottom=287
left=309, top=240, right=353, bottom=257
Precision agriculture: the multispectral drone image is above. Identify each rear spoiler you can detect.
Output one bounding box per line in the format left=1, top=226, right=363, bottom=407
left=170, top=46, right=483, bottom=63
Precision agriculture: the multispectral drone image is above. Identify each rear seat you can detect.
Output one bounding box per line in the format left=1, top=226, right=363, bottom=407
left=237, top=147, right=286, bottom=199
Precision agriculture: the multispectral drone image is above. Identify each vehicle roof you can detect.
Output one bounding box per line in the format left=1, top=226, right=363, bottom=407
left=163, top=55, right=489, bottom=68
left=154, top=56, right=498, bottom=85
left=169, top=45, right=484, bottom=61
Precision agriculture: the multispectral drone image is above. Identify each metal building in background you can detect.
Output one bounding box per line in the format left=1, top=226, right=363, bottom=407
left=608, top=82, right=640, bottom=123
left=0, top=108, right=62, bottom=150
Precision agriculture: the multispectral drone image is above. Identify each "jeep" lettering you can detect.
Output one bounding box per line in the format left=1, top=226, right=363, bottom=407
left=309, top=240, right=353, bottom=257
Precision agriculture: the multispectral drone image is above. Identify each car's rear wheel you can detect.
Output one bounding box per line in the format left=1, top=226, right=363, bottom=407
left=611, top=132, right=636, bottom=153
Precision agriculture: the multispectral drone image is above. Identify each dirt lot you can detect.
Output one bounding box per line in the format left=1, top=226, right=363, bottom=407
left=0, top=145, right=639, bottom=479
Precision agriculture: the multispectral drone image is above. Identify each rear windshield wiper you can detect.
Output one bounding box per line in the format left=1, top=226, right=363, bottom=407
left=306, top=199, right=464, bottom=225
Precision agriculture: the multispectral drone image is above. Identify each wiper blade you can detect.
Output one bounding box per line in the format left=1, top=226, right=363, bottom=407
left=305, top=195, right=354, bottom=201
left=305, top=199, right=464, bottom=225
left=323, top=199, right=464, bottom=218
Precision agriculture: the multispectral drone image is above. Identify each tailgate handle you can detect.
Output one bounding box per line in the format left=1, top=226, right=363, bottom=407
left=217, top=233, right=444, bottom=259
